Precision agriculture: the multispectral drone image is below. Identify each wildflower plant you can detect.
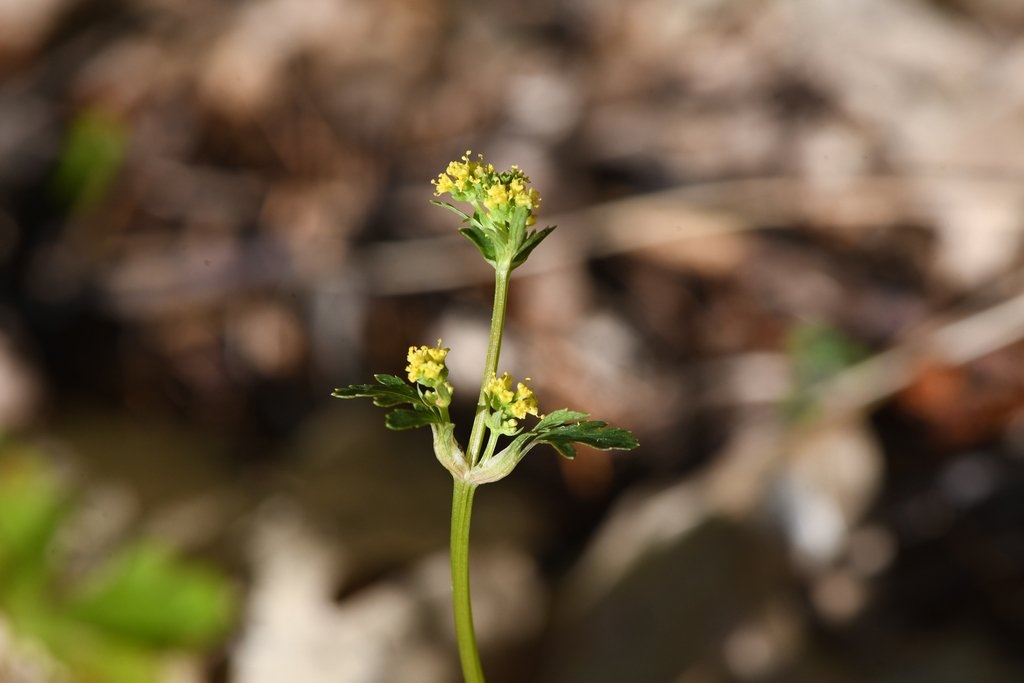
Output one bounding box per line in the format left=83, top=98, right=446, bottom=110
left=333, top=152, right=637, bottom=682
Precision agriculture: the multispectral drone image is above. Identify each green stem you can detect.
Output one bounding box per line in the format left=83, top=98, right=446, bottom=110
left=451, top=478, right=485, bottom=683
left=466, top=265, right=511, bottom=466
left=480, top=427, right=501, bottom=465
left=450, top=263, right=512, bottom=683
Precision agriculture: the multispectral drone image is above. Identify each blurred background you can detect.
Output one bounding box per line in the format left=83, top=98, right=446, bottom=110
left=3, top=0, right=1024, bottom=681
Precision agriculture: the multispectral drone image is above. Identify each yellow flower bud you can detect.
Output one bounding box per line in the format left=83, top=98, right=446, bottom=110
left=485, top=372, right=516, bottom=405
left=510, top=382, right=539, bottom=419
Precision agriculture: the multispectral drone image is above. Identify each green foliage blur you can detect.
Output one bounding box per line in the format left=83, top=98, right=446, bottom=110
left=0, top=439, right=235, bottom=683
left=51, top=108, right=127, bottom=212
left=784, top=321, right=867, bottom=422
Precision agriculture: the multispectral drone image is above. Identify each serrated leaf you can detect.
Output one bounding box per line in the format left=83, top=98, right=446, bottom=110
left=536, top=421, right=639, bottom=453
left=332, top=376, right=420, bottom=408
left=511, top=225, right=556, bottom=269
left=334, top=376, right=444, bottom=430
left=459, top=226, right=497, bottom=263
left=385, top=409, right=440, bottom=430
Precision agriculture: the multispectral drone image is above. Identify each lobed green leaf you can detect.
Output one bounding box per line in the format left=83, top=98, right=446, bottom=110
left=332, top=375, right=419, bottom=408
left=534, top=420, right=639, bottom=459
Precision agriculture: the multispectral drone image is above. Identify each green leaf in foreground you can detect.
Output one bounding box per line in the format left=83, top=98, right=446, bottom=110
left=0, top=445, right=237, bottom=683
left=0, top=454, right=68, bottom=579
left=67, top=541, right=235, bottom=649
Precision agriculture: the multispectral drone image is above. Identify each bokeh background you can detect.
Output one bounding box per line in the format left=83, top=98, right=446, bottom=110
left=3, top=0, right=1024, bottom=681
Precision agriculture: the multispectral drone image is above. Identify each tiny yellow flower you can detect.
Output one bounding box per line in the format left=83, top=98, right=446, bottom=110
left=407, top=340, right=450, bottom=384
left=510, top=382, right=539, bottom=419
left=516, top=188, right=540, bottom=209
left=433, top=174, right=454, bottom=194
left=473, top=161, right=493, bottom=178
left=485, top=372, right=515, bottom=405
left=486, top=372, right=540, bottom=420
left=484, top=183, right=509, bottom=210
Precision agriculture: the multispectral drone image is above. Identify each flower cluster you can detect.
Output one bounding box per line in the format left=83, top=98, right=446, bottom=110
left=484, top=372, right=539, bottom=433
left=432, top=152, right=494, bottom=197
left=407, top=340, right=453, bottom=407
left=433, top=151, right=541, bottom=226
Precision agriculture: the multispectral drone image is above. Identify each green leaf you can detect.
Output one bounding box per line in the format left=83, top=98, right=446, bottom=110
left=459, top=226, right=498, bottom=263
left=332, top=375, right=420, bottom=408
left=0, top=446, right=236, bottom=683
left=534, top=408, right=590, bottom=431
left=373, top=373, right=409, bottom=387
left=385, top=409, right=440, bottom=430
left=335, top=375, right=445, bottom=430
left=784, top=321, right=867, bottom=423
left=0, top=454, right=68, bottom=579
left=534, top=420, right=639, bottom=459
left=511, top=225, right=556, bottom=269
left=22, top=611, right=161, bottom=683
left=52, top=108, right=127, bottom=211
left=67, top=541, right=235, bottom=649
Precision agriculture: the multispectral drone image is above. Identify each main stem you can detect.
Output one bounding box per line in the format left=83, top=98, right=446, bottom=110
left=451, top=262, right=511, bottom=683
left=451, top=478, right=483, bottom=683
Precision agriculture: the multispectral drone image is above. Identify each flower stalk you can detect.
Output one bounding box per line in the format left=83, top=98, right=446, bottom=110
left=467, top=264, right=511, bottom=467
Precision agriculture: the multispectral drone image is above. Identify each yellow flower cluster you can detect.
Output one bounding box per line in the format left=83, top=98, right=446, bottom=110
left=486, top=372, right=540, bottom=420
left=406, top=340, right=449, bottom=385
left=433, top=151, right=541, bottom=222
left=482, top=167, right=540, bottom=212
left=433, top=152, right=494, bottom=195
